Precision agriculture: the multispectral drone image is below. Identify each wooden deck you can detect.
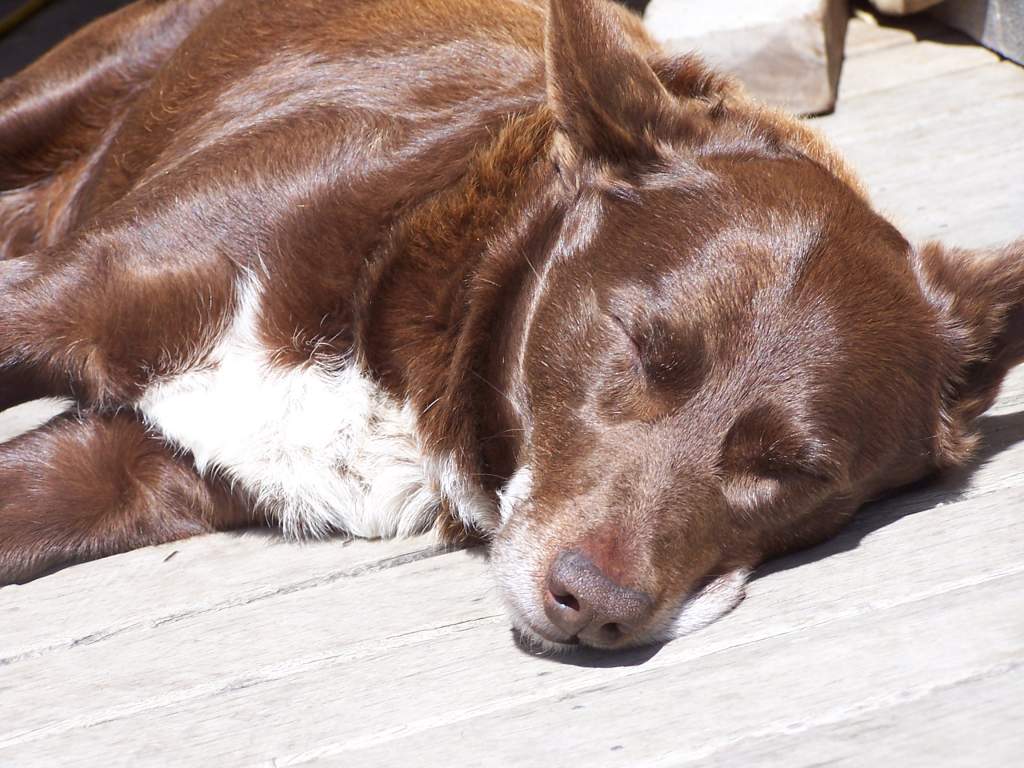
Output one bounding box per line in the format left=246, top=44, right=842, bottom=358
left=2, top=14, right=1022, bottom=767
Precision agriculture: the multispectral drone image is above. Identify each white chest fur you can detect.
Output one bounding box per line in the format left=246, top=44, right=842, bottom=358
left=137, top=282, right=441, bottom=538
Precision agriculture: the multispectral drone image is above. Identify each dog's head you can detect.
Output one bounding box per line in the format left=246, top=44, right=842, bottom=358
left=487, top=0, right=1024, bottom=651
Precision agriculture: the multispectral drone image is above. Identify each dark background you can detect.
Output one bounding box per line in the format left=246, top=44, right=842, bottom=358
left=0, top=0, right=651, bottom=80
left=1, top=0, right=134, bottom=78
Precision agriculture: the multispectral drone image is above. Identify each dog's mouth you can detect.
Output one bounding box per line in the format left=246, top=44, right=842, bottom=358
left=512, top=623, right=581, bottom=653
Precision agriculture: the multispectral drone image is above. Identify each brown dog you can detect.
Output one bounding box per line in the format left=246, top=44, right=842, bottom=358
left=0, top=0, right=1021, bottom=650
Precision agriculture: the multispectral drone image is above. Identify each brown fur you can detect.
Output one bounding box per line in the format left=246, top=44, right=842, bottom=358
left=0, top=0, right=1021, bottom=649
left=0, top=412, right=248, bottom=582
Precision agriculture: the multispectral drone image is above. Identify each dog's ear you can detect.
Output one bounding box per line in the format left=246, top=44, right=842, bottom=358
left=915, top=240, right=1024, bottom=461
left=545, top=0, right=687, bottom=168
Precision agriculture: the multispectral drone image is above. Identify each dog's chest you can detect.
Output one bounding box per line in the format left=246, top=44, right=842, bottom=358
left=136, top=286, right=440, bottom=538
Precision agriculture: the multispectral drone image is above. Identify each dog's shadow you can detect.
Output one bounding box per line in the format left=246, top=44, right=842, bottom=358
left=511, top=629, right=665, bottom=668
left=754, top=408, right=1024, bottom=580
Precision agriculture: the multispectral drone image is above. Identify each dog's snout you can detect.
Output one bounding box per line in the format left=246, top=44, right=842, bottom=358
left=544, top=550, right=654, bottom=646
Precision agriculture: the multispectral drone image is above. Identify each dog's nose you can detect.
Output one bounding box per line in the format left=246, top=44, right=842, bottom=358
left=544, top=550, right=655, bottom=646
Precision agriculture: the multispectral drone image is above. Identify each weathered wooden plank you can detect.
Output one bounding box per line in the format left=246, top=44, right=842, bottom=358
left=2, top=448, right=1021, bottom=764
left=668, top=665, right=1024, bottom=767
left=6, top=566, right=1015, bottom=767
left=837, top=29, right=997, bottom=99
left=817, top=60, right=1024, bottom=146
left=0, top=398, right=69, bottom=443
left=843, top=13, right=934, bottom=55
left=821, top=98, right=1024, bottom=246
left=0, top=532, right=445, bottom=664
left=293, top=576, right=1023, bottom=767
left=813, top=62, right=1024, bottom=246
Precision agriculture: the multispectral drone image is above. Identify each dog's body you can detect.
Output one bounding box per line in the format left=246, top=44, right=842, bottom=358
left=1, top=0, right=1022, bottom=650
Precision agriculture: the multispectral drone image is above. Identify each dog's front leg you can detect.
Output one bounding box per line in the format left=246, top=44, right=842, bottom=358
left=0, top=411, right=250, bottom=584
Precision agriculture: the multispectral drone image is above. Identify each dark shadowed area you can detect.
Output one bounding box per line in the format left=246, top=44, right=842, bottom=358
left=0, top=1, right=132, bottom=77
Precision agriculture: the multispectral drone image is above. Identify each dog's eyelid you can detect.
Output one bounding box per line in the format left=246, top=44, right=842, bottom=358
left=608, top=311, right=644, bottom=356
left=789, top=434, right=844, bottom=482
left=764, top=455, right=835, bottom=484
left=722, top=405, right=841, bottom=485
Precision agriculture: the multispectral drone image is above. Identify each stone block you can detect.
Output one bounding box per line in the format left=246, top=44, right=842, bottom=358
left=932, top=0, right=1024, bottom=65
left=644, top=0, right=850, bottom=115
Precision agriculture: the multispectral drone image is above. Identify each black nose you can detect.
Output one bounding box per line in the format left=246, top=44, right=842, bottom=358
left=544, top=550, right=655, bottom=646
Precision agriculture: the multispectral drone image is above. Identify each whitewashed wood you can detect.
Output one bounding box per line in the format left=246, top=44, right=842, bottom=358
left=0, top=398, right=69, bottom=443
left=837, top=28, right=997, bottom=99
left=821, top=61, right=1024, bottom=148
left=1, top=16, right=1023, bottom=768
left=6, top=567, right=1018, bottom=766
left=843, top=12, right=935, bottom=54
left=679, top=666, right=1024, bottom=768
left=0, top=532, right=445, bottom=664
left=815, top=61, right=1024, bottom=247
left=293, top=575, right=1024, bottom=767
left=1, top=393, right=1022, bottom=764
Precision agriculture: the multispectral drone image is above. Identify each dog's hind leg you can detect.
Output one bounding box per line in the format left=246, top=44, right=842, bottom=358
left=0, top=0, right=221, bottom=193
left=0, top=0, right=230, bottom=410
left=0, top=410, right=251, bottom=584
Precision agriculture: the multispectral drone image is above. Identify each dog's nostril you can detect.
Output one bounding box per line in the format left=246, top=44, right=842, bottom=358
left=552, top=590, right=580, bottom=612
left=600, top=622, right=624, bottom=640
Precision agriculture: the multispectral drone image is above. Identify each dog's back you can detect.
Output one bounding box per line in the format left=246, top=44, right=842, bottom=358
left=2, top=0, right=541, bottom=255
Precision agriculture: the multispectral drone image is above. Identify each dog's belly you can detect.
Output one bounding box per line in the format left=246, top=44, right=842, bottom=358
left=137, top=284, right=440, bottom=538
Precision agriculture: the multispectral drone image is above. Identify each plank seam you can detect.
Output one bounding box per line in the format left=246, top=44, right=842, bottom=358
left=0, top=544, right=451, bottom=668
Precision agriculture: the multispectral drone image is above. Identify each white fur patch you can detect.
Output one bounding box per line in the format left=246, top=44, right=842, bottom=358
left=488, top=515, right=554, bottom=645
left=497, top=464, right=532, bottom=525
left=665, top=568, right=750, bottom=637
left=137, top=281, right=442, bottom=539
left=423, top=452, right=498, bottom=534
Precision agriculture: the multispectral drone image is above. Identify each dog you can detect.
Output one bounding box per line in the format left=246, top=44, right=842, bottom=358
left=1, top=0, right=1021, bottom=651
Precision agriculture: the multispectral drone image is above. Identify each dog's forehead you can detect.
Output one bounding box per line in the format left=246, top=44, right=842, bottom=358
left=582, top=161, right=914, bottom=326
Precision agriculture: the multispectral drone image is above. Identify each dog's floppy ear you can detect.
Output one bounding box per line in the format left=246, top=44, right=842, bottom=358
left=915, top=240, right=1024, bottom=461
left=545, top=0, right=687, bottom=168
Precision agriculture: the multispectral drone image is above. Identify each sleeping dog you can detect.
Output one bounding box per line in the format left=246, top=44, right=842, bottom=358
left=1, top=0, right=1021, bottom=650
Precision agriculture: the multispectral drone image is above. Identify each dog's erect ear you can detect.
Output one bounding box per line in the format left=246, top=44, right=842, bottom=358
left=545, top=0, right=686, bottom=167
left=915, top=240, right=1024, bottom=458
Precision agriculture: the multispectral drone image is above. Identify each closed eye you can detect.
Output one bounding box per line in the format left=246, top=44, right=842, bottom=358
left=721, top=404, right=841, bottom=486
left=609, top=311, right=643, bottom=365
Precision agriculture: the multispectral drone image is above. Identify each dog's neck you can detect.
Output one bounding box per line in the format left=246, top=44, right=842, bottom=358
left=359, top=109, right=561, bottom=538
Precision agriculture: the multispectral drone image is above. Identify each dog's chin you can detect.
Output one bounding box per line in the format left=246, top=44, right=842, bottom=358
left=510, top=625, right=582, bottom=655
